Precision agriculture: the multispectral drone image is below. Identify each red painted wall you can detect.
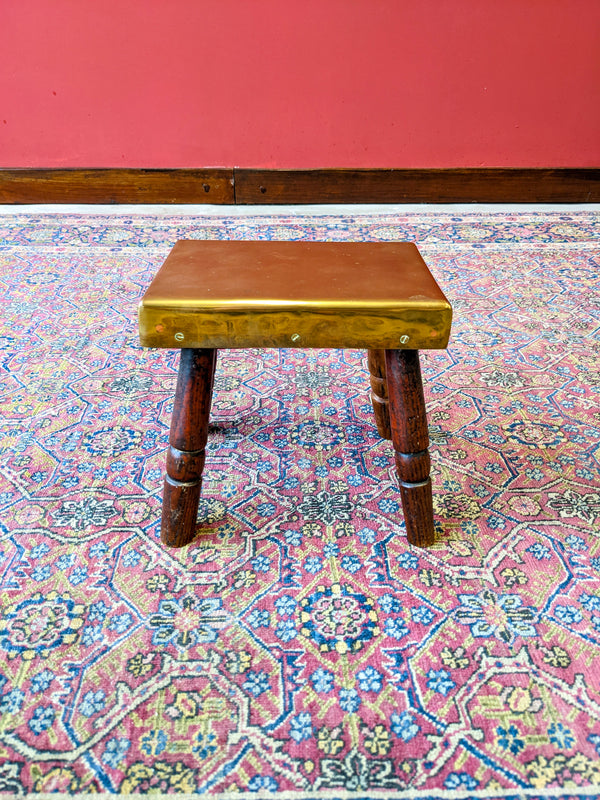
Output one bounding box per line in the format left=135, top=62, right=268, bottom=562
left=2, top=0, right=599, bottom=168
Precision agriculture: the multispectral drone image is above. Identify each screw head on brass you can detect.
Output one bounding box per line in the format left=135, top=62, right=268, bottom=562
left=174, top=332, right=184, bottom=342
left=290, top=333, right=301, bottom=342
left=399, top=335, right=410, bottom=344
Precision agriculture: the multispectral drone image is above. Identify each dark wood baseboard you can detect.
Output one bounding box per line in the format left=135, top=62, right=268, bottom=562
left=234, top=168, right=600, bottom=204
left=0, top=169, right=235, bottom=204
left=0, top=167, right=598, bottom=204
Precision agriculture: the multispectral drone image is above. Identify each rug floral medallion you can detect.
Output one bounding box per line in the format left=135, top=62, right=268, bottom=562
left=0, top=209, right=599, bottom=799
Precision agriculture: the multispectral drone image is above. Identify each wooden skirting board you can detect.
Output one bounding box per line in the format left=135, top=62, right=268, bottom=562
left=0, top=168, right=598, bottom=205
left=0, top=169, right=235, bottom=205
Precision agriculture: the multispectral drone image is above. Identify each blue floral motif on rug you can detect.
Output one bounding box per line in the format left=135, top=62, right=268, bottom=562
left=0, top=209, right=599, bottom=797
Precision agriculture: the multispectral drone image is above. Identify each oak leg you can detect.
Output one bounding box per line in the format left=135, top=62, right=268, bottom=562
left=367, top=349, right=392, bottom=440
left=384, top=349, right=434, bottom=547
left=161, top=348, right=217, bottom=547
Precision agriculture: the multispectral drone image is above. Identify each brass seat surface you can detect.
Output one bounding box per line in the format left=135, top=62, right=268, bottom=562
left=138, top=240, right=452, bottom=350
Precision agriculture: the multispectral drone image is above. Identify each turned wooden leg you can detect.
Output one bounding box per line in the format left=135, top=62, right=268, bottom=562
left=367, top=349, right=392, bottom=440
left=161, top=348, right=216, bottom=547
left=384, top=349, right=434, bottom=547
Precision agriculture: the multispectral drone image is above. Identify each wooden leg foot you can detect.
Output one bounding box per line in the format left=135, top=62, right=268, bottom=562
left=161, top=348, right=216, bottom=547
left=367, top=349, right=392, bottom=440
left=385, top=349, right=434, bottom=547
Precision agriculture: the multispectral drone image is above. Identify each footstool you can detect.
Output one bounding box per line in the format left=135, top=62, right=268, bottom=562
left=138, top=240, right=452, bottom=548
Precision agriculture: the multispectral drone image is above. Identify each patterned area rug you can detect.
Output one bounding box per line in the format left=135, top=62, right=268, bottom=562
left=0, top=208, right=599, bottom=799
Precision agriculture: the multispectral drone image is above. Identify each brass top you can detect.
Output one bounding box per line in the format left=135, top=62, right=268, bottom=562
left=139, top=240, right=452, bottom=349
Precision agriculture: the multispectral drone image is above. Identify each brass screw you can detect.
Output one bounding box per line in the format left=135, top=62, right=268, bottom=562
left=290, top=333, right=301, bottom=342
left=174, top=332, right=184, bottom=342
left=399, top=335, right=410, bottom=344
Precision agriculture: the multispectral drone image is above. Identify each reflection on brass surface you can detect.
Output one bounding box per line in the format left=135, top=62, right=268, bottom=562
left=139, top=240, right=452, bottom=350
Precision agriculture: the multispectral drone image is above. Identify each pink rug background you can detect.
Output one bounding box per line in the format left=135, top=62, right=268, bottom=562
left=0, top=209, right=599, bottom=798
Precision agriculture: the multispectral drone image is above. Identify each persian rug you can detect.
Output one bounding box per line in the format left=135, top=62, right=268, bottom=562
left=0, top=207, right=599, bottom=800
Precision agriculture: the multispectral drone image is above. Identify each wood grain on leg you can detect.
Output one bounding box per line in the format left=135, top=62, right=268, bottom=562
left=162, top=348, right=216, bottom=547
left=367, top=349, right=392, bottom=440
left=385, top=349, right=434, bottom=547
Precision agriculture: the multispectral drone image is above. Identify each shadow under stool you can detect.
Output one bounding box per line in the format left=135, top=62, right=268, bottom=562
left=138, top=240, right=452, bottom=549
